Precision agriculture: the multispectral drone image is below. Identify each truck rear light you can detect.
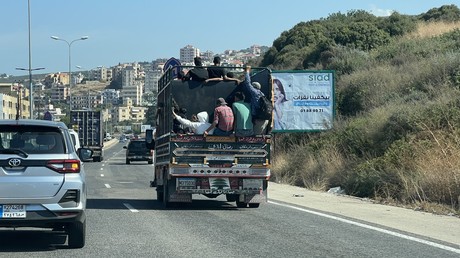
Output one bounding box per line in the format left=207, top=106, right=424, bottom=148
left=47, top=159, right=81, bottom=173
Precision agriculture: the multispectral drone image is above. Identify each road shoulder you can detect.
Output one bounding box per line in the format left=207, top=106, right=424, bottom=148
left=268, top=181, right=460, bottom=246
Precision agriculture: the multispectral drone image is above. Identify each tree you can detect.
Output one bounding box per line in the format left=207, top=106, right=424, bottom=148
left=145, top=105, right=156, bottom=126
left=421, top=4, right=460, bottom=22
left=380, top=12, right=417, bottom=36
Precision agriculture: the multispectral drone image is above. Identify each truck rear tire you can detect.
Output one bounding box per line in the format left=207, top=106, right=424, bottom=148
left=248, top=203, right=260, bottom=208
left=156, top=185, right=164, bottom=202
left=236, top=201, right=247, bottom=208
left=226, top=194, right=238, bottom=202
left=163, top=178, right=171, bottom=208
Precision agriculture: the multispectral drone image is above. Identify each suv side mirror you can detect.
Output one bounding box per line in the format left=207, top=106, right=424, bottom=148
left=78, top=148, right=93, bottom=162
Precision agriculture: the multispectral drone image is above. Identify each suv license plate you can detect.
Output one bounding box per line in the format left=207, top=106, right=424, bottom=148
left=0, top=204, right=26, bottom=218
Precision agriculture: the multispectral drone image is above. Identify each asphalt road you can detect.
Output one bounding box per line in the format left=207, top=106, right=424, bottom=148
left=0, top=141, right=459, bottom=257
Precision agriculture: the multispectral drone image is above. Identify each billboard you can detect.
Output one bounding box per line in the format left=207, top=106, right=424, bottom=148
left=141, top=124, right=151, bottom=133
left=272, top=71, right=334, bottom=132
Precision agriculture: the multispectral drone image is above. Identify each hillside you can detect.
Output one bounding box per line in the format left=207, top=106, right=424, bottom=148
left=72, top=81, right=109, bottom=95
left=259, top=4, right=460, bottom=214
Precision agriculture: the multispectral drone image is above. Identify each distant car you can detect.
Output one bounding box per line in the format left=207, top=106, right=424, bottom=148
left=0, top=119, right=93, bottom=248
left=123, top=139, right=153, bottom=164
left=104, top=133, right=112, bottom=141
left=69, top=129, right=81, bottom=150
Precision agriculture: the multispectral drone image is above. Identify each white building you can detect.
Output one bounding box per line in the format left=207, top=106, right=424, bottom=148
left=180, top=45, right=200, bottom=63
left=144, top=68, right=162, bottom=94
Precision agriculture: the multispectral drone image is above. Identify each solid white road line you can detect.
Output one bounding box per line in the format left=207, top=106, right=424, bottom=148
left=269, top=200, right=460, bottom=254
left=123, top=203, right=139, bottom=213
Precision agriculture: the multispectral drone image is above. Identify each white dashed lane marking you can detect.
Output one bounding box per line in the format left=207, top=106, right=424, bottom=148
left=123, top=203, right=139, bottom=213
left=104, top=184, right=111, bottom=188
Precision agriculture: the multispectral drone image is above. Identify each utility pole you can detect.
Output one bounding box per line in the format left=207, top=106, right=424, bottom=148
left=14, top=82, right=23, bottom=120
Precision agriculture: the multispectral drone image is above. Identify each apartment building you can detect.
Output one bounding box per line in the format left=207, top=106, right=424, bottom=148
left=144, top=68, right=161, bottom=94
left=180, top=45, right=200, bottom=63
left=112, top=98, right=147, bottom=123
left=71, top=92, right=103, bottom=110
left=92, top=66, right=113, bottom=82
left=0, top=93, right=30, bottom=119
left=49, top=85, right=69, bottom=104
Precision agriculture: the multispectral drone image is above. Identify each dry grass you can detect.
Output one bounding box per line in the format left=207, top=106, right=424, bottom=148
left=407, top=21, right=460, bottom=39
left=412, top=132, right=460, bottom=209
left=73, top=81, right=108, bottom=95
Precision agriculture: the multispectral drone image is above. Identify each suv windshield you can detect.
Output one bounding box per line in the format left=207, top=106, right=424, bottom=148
left=0, top=125, right=65, bottom=154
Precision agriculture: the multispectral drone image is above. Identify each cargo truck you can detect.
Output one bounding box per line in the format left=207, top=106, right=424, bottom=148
left=147, top=66, right=272, bottom=208
left=70, top=110, right=104, bottom=162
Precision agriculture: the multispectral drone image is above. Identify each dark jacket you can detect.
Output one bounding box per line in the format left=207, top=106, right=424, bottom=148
left=183, top=67, right=209, bottom=82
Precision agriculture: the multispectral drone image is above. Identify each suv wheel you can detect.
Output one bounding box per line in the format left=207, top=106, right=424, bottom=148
left=126, top=159, right=130, bottom=164
left=67, top=220, right=86, bottom=248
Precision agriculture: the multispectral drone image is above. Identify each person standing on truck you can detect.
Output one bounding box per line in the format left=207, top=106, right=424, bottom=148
left=232, top=92, right=254, bottom=137
left=204, top=98, right=234, bottom=136
left=182, top=56, right=209, bottom=82
left=172, top=109, right=214, bottom=135
left=242, top=66, right=269, bottom=135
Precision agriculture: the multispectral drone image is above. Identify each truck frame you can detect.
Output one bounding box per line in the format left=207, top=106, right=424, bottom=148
left=149, top=66, right=272, bottom=208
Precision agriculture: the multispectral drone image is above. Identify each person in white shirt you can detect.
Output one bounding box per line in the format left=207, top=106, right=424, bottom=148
left=172, top=109, right=214, bottom=135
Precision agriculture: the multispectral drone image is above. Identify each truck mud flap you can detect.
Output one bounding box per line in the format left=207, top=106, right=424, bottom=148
left=241, top=191, right=267, bottom=204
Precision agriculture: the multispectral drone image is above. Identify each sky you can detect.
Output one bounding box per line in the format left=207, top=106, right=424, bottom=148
left=1, top=0, right=457, bottom=76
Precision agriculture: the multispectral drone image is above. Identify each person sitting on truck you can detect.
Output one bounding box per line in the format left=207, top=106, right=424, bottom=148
left=232, top=91, right=254, bottom=137
left=172, top=109, right=214, bottom=135
left=204, top=98, right=234, bottom=136
left=205, top=56, right=239, bottom=84
left=173, top=107, right=190, bottom=134
left=182, top=56, right=209, bottom=82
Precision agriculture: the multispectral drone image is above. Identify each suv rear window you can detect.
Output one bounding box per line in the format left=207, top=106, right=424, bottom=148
left=128, top=141, right=146, bottom=150
left=0, top=125, right=65, bottom=154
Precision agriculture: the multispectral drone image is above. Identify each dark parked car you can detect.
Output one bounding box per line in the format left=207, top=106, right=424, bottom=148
left=123, top=139, right=153, bottom=164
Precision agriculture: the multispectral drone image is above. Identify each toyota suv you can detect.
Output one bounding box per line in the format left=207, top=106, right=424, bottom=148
left=123, top=139, right=153, bottom=164
left=0, top=119, right=92, bottom=248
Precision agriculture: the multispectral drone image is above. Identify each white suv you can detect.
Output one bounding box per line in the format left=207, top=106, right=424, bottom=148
left=0, top=119, right=92, bottom=248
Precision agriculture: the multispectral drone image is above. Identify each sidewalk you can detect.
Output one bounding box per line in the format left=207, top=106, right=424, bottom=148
left=268, top=182, right=460, bottom=247
left=103, top=138, right=119, bottom=149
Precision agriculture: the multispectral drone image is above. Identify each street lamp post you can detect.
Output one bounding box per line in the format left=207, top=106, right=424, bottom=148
left=15, top=67, right=45, bottom=119
left=50, top=35, right=88, bottom=114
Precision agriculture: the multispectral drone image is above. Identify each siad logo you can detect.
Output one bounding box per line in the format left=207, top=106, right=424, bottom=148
left=308, top=74, right=330, bottom=81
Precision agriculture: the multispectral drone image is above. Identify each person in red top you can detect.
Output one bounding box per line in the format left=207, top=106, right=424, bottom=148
left=204, top=98, right=234, bottom=136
